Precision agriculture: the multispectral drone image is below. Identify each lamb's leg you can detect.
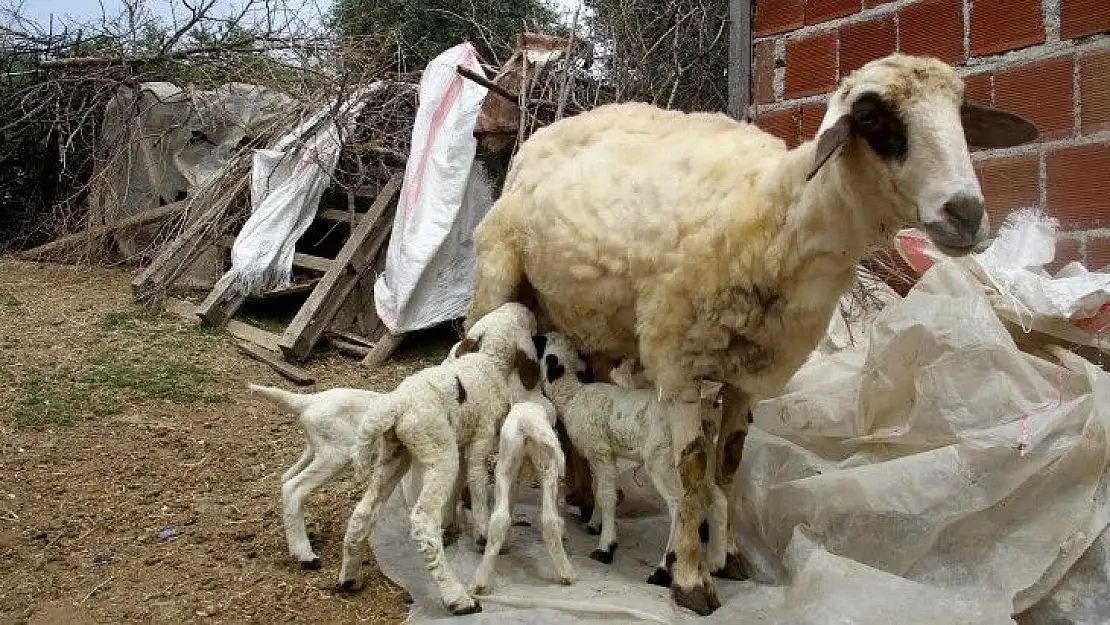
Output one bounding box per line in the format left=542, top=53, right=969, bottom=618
left=466, top=433, right=497, bottom=548
left=281, top=452, right=345, bottom=568
left=471, top=437, right=525, bottom=595
left=281, top=446, right=313, bottom=483
left=585, top=466, right=603, bottom=534
left=336, top=451, right=410, bottom=590
left=537, top=449, right=575, bottom=585
left=588, top=458, right=619, bottom=563
left=668, top=389, right=720, bottom=616
left=710, top=385, right=754, bottom=580
left=443, top=471, right=464, bottom=546
left=555, top=418, right=595, bottom=521
left=644, top=454, right=682, bottom=587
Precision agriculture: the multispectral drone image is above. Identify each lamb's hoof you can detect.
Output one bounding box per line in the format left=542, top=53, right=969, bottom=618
left=336, top=578, right=363, bottom=593
left=476, top=535, right=487, bottom=548
left=589, top=544, right=616, bottom=564
left=449, top=599, right=482, bottom=616
left=698, top=520, right=710, bottom=543
left=299, top=557, right=322, bottom=570
left=711, top=552, right=749, bottom=580
left=672, top=582, right=721, bottom=616
left=443, top=530, right=459, bottom=547
left=585, top=524, right=601, bottom=536
left=646, top=567, right=672, bottom=587
left=558, top=576, right=575, bottom=586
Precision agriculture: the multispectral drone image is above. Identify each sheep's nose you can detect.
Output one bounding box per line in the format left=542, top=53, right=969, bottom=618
left=943, top=192, right=985, bottom=231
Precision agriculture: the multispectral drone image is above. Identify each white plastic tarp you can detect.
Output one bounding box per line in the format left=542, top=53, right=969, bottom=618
left=366, top=218, right=1110, bottom=622
left=223, top=84, right=384, bottom=295
left=373, top=42, right=494, bottom=334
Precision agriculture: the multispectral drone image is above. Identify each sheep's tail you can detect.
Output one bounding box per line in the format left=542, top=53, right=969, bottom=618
left=248, top=383, right=310, bottom=415
left=352, top=394, right=406, bottom=483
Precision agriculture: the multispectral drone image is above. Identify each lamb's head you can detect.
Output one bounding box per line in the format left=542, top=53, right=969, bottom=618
left=455, top=302, right=542, bottom=392
left=808, top=53, right=1038, bottom=256
left=537, top=332, right=594, bottom=393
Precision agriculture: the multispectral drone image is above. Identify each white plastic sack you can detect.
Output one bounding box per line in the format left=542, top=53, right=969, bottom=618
left=224, top=83, right=384, bottom=295
left=739, top=259, right=1110, bottom=622
left=373, top=42, right=494, bottom=334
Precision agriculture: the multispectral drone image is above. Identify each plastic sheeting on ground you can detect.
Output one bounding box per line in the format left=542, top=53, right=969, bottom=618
left=367, top=213, right=1110, bottom=623
left=224, top=83, right=384, bottom=296
left=373, top=42, right=495, bottom=335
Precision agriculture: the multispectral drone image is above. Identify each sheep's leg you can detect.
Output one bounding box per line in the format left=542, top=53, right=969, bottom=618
left=668, top=390, right=720, bottom=616
left=538, top=451, right=575, bottom=585
left=710, top=385, right=754, bottom=580
left=336, top=450, right=411, bottom=590
left=644, top=456, right=682, bottom=588
left=465, top=219, right=522, bottom=331
left=472, top=436, right=525, bottom=595
left=281, top=452, right=345, bottom=568
left=701, top=398, right=731, bottom=576
left=466, top=433, right=496, bottom=549
left=588, top=457, right=619, bottom=564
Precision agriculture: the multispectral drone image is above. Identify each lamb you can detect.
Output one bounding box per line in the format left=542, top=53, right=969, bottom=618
left=470, top=396, right=575, bottom=595
left=336, top=302, right=542, bottom=616
left=248, top=384, right=384, bottom=569
left=464, top=53, right=1038, bottom=614
left=536, top=331, right=727, bottom=586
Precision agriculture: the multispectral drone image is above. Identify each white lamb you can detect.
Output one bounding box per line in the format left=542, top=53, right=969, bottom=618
left=537, top=331, right=727, bottom=587
left=470, top=396, right=575, bottom=595
left=464, top=53, right=1038, bottom=614
left=336, top=302, right=541, bottom=616
left=248, top=384, right=384, bottom=570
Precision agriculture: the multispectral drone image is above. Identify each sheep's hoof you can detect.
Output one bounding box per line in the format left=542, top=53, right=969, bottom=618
left=336, top=578, right=363, bottom=593
left=589, top=543, right=616, bottom=564
left=672, top=582, right=721, bottom=616
left=449, top=599, right=482, bottom=616
left=711, top=552, right=749, bottom=580
left=646, top=567, right=672, bottom=587
left=698, top=520, right=710, bottom=543
left=585, top=524, right=601, bottom=536
left=299, top=557, right=322, bottom=570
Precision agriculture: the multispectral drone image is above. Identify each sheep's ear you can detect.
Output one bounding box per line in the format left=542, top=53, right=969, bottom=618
left=806, top=115, right=852, bottom=181
left=544, top=353, right=566, bottom=383
left=960, top=101, right=1039, bottom=148
left=514, top=349, right=541, bottom=390
left=456, top=337, right=481, bottom=356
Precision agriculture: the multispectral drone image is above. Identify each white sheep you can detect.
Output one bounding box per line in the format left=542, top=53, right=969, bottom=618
left=536, top=331, right=728, bottom=586
left=470, top=396, right=575, bottom=595
left=464, top=53, right=1038, bottom=614
left=336, top=302, right=541, bottom=616
left=248, top=384, right=384, bottom=569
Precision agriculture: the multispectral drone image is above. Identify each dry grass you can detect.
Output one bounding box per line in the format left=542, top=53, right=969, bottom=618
left=0, top=257, right=450, bottom=624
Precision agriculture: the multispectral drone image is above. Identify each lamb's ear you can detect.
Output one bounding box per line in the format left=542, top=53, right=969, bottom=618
left=576, top=365, right=595, bottom=384
left=544, top=353, right=566, bottom=383
left=456, top=337, right=481, bottom=356
left=514, top=349, right=542, bottom=390
left=806, top=114, right=852, bottom=181
left=532, top=334, right=548, bottom=357
left=960, top=101, right=1039, bottom=148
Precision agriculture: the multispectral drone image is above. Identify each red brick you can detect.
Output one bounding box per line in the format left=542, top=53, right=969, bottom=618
left=800, top=103, right=828, bottom=140
left=898, top=0, right=965, bottom=65
left=1080, top=50, right=1110, bottom=134
left=1048, top=238, right=1082, bottom=273
left=1087, top=238, right=1110, bottom=272
left=785, top=31, right=838, bottom=99
left=994, top=56, right=1075, bottom=141
left=805, top=0, right=858, bottom=26
left=840, top=17, right=897, bottom=76
left=974, top=155, right=1039, bottom=227
left=970, top=0, right=1044, bottom=57
left=754, top=40, right=777, bottom=105
left=1046, top=143, right=1110, bottom=229
left=963, top=72, right=992, bottom=105
left=1061, top=0, right=1110, bottom=39
left=755, top=0, right=806, bottom=36
left=756, top=107, right=801, bottom=147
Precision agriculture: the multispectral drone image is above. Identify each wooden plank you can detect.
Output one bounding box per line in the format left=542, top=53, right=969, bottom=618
left=319, top=209, right=365, bottom=223
left=214, top=236, right=335, bottom=273
left=235, top=340, right=316, bottom=386
left=195, top=272, right=246, bottom=327
left=164, top=296, right=282, bottom=352
left=278, top=173, right=403, bottom=362
left=132, top=200, right=230, bottom=301
left=327, top=336, right=372, bottom=358
left=19, top=201, right=187, bottom=261
left=728, top=0, right=753, bottom=121
left=361, top=331, right=405, bottom=369
left=325, top=329, right=375, bottom=348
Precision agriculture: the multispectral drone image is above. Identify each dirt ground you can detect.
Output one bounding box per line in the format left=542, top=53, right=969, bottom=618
left=0, top=258, right=459, bottom=624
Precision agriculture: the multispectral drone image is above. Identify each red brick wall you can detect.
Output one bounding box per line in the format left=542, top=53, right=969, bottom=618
left=750, top=0, right=1110, bottom=270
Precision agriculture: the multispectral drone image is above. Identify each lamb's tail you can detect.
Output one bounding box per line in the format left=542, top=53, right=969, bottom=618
left=524, top=415, right=567, bottom=479
left=352, top=393, right=406, bottom=483
left=248, top=383, right=310, bottom=415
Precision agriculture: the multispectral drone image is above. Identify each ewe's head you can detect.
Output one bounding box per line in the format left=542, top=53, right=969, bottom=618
left=537, top=332, right=593, bottom=389
left=455, top=302, right=541, bottom=390
left=809, top=53, right=1038, bottom=256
